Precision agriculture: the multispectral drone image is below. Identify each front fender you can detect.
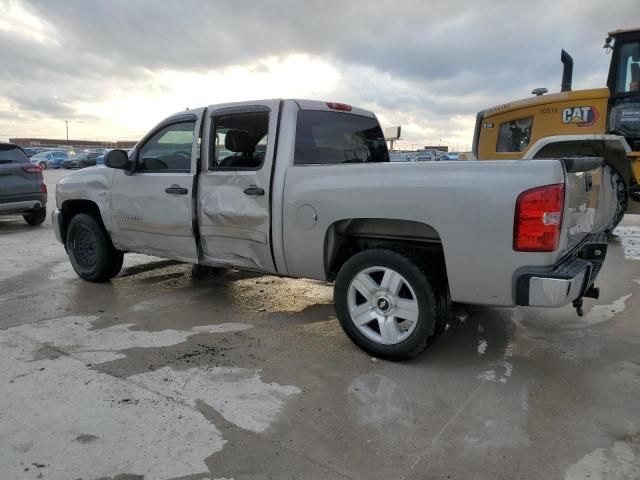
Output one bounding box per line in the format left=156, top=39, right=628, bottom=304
left=56, top=167, right=115, bottom=231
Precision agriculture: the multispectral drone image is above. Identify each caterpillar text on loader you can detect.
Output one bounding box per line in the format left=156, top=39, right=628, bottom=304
left=473, top=28, right=640, bottom=231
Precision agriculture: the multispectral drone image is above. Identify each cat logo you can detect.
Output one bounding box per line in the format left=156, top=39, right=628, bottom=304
left=561, top=106, right=599, bottom=127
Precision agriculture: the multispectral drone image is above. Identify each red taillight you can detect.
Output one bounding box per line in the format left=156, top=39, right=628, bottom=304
left=514, top=184, right=564, bottom=252
left=326, top=102, right=352, bottom=111
left=40, top=183, right=47, bottom=194
left=21, top=164, right=42, bottom=174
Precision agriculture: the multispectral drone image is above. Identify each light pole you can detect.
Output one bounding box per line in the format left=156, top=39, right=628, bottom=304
left=65, top=120, right=69, bottom=142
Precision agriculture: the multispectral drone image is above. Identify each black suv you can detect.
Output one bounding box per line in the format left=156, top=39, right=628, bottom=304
left=0, top=143, right=47, bottom=225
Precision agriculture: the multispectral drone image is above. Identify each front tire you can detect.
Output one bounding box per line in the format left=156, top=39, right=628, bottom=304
left=23, top=208, right=47, bottom=226
left=334, top=249, right=448, bottom=361
left=66, top=213, right=123, bottom=282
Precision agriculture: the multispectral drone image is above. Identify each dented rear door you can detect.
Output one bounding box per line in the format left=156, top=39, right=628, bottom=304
left=196, top=101, right=281, bottom=272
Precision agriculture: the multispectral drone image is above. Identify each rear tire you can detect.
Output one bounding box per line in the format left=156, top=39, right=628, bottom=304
left=334, top=248, right=448, bottom=361
left=23, top=208, right=47, bottom=226
left=192, top=264, right=225, bottom=279
left=605, top=166, right=627, bottom=232
left=66, top=213, right=123, bottom=282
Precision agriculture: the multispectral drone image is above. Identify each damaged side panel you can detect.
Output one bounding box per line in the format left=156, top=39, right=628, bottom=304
left=197, top=174, right=272, bottom=270
left=197, top=100, right=281, bottom=273
left=56, top=167, right=115, bottom=230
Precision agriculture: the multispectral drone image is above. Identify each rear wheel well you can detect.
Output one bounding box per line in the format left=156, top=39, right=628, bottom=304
left=60, top=200, right=106, bottom=242
left=324, top=218, right=447, bottom=287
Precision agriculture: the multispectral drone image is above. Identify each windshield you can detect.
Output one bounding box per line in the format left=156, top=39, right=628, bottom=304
left=615, top=41, right=640, bottom=93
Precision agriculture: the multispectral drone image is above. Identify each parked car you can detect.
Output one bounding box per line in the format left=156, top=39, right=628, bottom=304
left=415, top=149, right=439, bottom=161
left=389, top=152, right=416, bottom=162
left=446, top=152, right=460, bottom=160
left=54, top=99, right=608, bottom=360
left=63, top=150, right=101, bottom=169
left=22, top=147, right=48, bottom=158
left=95, top=149, right=113, bottom=166
left=0, top=143, right=47, bottom=225
left=30, top=150, right=68, bottom=169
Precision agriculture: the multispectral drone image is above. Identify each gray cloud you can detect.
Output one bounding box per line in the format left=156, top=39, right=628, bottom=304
left=2, top=0, right=637, bottom=142
left=26, top=0, right=634, bottom=90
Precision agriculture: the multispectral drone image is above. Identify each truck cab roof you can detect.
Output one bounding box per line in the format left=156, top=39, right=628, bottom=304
left=167, top=99, right=376, bottom=122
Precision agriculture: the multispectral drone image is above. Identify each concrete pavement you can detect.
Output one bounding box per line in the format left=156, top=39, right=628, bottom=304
left=1, top=168, right=639, bottom=479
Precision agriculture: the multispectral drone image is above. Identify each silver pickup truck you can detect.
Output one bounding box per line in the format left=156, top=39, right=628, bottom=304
left=53, top=99, right=608, bottom=359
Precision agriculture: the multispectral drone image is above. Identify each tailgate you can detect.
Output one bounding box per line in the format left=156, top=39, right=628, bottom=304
left=559, top=157, right=603, bottom=256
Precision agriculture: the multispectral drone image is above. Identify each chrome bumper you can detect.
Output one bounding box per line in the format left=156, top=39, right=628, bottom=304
left=516, top=234, right=607, bottom=307
left=52, top=209, right=64, bottom=243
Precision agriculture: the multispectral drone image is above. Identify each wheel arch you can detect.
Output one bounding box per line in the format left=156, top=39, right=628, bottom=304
left=59, top=199, right=108, bottom=243
left=323, top=218, right=447, bottom=283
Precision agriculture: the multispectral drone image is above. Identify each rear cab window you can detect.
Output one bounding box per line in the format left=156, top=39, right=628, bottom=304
left=0, top=145, right=29, bottom=164
left=294, top=110, right=389, bottom=165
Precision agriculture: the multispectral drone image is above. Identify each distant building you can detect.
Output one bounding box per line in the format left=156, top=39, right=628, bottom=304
left=9, top=137, right=137, bottom=149
left=423, top=145, right=448, bottom=152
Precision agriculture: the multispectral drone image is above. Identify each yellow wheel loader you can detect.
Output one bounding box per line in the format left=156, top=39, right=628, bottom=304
left=473, top=28, right=640, bottom=231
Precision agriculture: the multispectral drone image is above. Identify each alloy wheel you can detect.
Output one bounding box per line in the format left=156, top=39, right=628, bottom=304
left=347, top=266, right=420, bottom=345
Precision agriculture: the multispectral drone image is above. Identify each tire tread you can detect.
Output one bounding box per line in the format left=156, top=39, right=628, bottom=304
left=334, top=248, right=449, bottom=360
left=67, top=213, right=123, bottom=282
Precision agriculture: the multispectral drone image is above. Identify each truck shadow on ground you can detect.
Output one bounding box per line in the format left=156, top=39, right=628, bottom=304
left=49, top=255, right=521, bottom=385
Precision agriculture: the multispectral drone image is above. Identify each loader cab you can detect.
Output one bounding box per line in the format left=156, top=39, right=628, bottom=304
left=606, top=29, right=640, bottom=150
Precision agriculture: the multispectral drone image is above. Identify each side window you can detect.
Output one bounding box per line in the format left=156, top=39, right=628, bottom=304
left=496, top=117, right=533, bottom=153
left=136, top=121, right=196, bottom=173
left=294, top=110, right=389, bottom=165
left=210, top=111, right=269, bottom=170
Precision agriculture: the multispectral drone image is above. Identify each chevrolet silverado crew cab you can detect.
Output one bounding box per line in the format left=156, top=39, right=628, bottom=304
left=54, top=99, right=608, bottom=360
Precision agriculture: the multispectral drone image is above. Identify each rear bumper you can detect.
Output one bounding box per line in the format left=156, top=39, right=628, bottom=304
left=0, top=193, right=47, bottom=215
left=52, top=208, right=64, bottom=243
left=515, top=233, right=607, bottom=307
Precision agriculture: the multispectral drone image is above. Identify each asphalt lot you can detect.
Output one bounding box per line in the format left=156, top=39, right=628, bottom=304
left=1, top=168, right=639, bottom=480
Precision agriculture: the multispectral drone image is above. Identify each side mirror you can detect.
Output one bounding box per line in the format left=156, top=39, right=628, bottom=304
left=104, top=149, right=130, bottom=170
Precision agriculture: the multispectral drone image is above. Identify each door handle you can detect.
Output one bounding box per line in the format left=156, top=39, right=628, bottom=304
left=243, top=185, right=265, bottom=196
left=165, top=184, right=188, bottom=195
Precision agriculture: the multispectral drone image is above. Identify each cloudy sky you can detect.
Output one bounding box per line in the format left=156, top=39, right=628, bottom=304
left=0, top=0, right=636, bottom=150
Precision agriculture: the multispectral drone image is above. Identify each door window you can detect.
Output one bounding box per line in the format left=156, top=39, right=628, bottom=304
left=616, top=42, right=640, bottom=93
left=210, top=111, right=269, bottom=170
left=136, top=121, right=196, bottom=173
